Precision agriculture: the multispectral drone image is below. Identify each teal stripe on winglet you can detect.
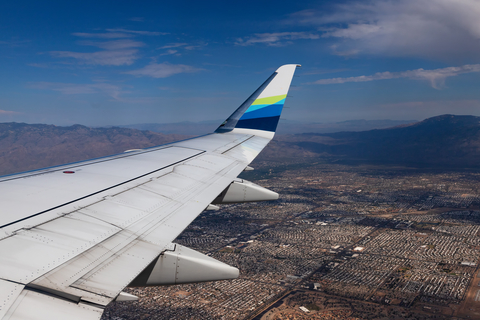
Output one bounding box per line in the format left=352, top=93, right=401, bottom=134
left=245, top=99, right=285, bottom=113
left=240, top=104, right=283, bottom=120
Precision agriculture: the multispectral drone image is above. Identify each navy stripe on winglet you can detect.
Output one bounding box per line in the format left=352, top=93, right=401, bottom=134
left=235, top=116, right=281, bottom=132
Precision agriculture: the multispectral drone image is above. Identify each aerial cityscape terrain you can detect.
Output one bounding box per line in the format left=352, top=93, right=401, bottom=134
left=100, top=157, right=480, bottom=319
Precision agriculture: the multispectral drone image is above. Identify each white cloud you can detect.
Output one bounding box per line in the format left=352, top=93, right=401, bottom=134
left=159, top=49, right=178, bottom=56
left=125, top=62, right=201, bottom=78
left=312, top=64, right=480, bottom=89
left=50, top=49, right=138, bottom=66
left=72, top=32, right=132, bottom=39
left=159, top=43, right=188, bottom=49
left=184, top=43, right=207, bottom=50
left=235, top=32, right=319, bottom=46
left=80, top=39, right=145, bottom=50
left=27, top=63, right=49, bottom=68
left=31, top=82, right=123, bottom=100
left=56, top=29, right=165, bottom=66
left=289, top=0, right=480, bottom=60
left=0, top=110, right=20, bottom=115
left=72, top=29, right=165, bottom=40
left=106, top=28, right=167, bottom=36
left=156, top=42, right=205, bottom=55
left=0, top=39, right=31, bottom=47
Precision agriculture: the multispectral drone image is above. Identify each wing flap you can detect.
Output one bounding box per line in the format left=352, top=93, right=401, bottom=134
left=70, top=239, right=160, bottom=298
left=30, top=229, right=142, bottom=306
left=79, top=201, right=148, bottom=229
left=4, top=289, right=103, bottom=320
left=0, top=213, right=122, bottom=284
left=0, top=280, right=24, bottom=319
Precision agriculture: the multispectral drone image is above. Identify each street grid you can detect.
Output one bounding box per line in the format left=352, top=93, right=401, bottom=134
left=102, top=162, right=480, bottom=319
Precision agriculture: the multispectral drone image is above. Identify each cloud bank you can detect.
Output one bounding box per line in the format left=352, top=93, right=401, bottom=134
left=31, top=82, right=123, bottom=100
left=80, top=39, right=145, bottom=50
left=105, top=28, right=167, bottom=36
left=0, top=110, right=20, bottom=115
left=51, top=29, right=163, bottom=66
left=50, top=49, right=139, bottom=66
left=235, top=32, right=319, bottom=46
left=72, top=32, right=132, bottom=39
left=290, top=0, right=480, bottom=60
left=125, top=62, right=201, bottom=78
left=312, top=64, right=480, bottom=89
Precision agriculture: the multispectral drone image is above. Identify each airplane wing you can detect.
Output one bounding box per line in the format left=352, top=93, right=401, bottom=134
left=0, top=64, right=300, bottom=320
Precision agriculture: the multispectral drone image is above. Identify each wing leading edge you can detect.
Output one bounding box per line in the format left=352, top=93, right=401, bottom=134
left=0, top=64, right=300, bottom=320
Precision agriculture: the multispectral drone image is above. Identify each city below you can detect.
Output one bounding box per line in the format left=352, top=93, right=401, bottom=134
left=102, top=160, right=480, bottom=320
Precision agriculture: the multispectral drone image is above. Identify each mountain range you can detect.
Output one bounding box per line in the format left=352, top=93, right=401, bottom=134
left=266, top=115, right=480, bottom=168
left=120, top=119, right=416, bottom=135
left=0, top=123, right=187, bottom=176
left=0, top=115, right=479, bottom=176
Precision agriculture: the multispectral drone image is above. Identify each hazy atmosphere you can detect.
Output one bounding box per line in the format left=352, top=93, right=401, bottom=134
left=1, top=0, right=480, bottom=126
left=4, top=2, right=480, bottom=320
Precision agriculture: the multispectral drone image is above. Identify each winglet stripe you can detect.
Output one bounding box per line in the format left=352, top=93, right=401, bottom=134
left=251, top=94, right=287, bottom=106
left=215, top=64, right=299, bottom=136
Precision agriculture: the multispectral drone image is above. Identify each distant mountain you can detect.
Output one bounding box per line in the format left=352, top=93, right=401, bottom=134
left=0, top=115, right=477, bottom=176
left=268, top=115, right=480, bottom=168
left=0, top=123, right=189, bottom=176
left=121, top=119, right=417, bottom=135
left=120, top=121, right=220, bottom=135
left=275, top=119, right=417, bottom=134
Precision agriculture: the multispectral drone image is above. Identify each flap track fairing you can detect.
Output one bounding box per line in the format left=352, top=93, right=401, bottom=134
left=212, top=179, right=278, bottom=204
left=129, top=244, right=239, bottom=287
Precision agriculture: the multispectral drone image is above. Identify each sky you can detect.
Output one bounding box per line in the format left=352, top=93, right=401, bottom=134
left=1, top=0, right=480, bottom=126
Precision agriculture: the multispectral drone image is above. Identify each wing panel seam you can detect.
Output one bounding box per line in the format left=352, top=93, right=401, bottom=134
left=1, top=151, right=205, bottom=229
left=220, top=135, right=255, bottom=154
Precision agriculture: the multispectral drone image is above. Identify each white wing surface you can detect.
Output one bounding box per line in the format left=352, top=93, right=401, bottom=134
left=0, top=64, right=300, bottom=320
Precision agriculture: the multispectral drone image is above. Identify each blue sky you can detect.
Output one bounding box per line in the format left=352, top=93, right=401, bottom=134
left=1, top=0, right=480, bottom=126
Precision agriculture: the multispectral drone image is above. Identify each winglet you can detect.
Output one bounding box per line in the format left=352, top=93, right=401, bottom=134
left=215, top=64, right=300, bottom=139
